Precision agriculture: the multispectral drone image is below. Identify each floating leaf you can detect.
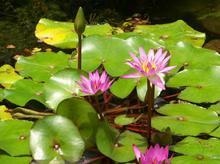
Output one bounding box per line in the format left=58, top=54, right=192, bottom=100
left=0, top=64, right=23, bottom=88
left=171, top=137, right=220, bottom=159
left=57, top=97, right=99, bottom=148
left=172, top=155, right=220, bottom=164
left=4, top=79, right=45, bottom=106
left=167, top=42, right=220, bottom=73
left=167, top=66, right=220, bottom=103
left=114, top=114, right=136, bottom=126
left=0, top=155, right=32, bottom=164
left=209, top=103, right=220, bottom=115
left=35, top=18, right=113, bottom=48
left=152, top=103, right=219, bottom=136
left=134, top=20, right=205, bottom=47
left=44, top=69, right=82, bottom=109
left=96, top=121, right=147, bottom=162
left=110, top=78, right=136, bottom=98
left=0, top=120, right=33, bottom=156
left=16, top=51, right=73, bottom=82
left=0, top=105, right=12, bottom=120
left=30, top=115, right=85, bottom=163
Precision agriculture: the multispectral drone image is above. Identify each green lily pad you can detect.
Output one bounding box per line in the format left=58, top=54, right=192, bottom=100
left=172, top=155, right=220, bottom=164
left=171, top=136, right=220, bottom=159
left=114, top=114, right=136, bottom=126
left=0, top=105, right=12, bottom=120
left=0, top=120, right=33, bottom=156
left=15, top=51, right=73, bottom=82
left=0, top=64, right=23, bottom=88
left=35, top=18, right=113, bottom=48
left=209, top=103, right=220, bottom=115
left=96, top=121, right=147, bottom=162
left=134, top=20, right=205, bottom=47
left=152, top=103, right=219, bottom=136
left=0, top=155, right=32, bottom=164
left=57, top=97, right=99, bottom=148
left=30, top=115, right=85, bottom=163
left=110, top=78, right=136, bottom=98
left=4, top=79, right=45, bottom=106
left=44, top=69, right=82, bottom=110
left=167, top=66, right=220, bottom=103
left=167, top=42, right=220, bottom=73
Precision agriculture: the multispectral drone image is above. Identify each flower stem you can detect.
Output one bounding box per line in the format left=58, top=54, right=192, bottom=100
left=77, top=34, right=82, bottom=70
left=94, top=95, right=103, bottom=120
left=146, top=79, right=155, bottom=145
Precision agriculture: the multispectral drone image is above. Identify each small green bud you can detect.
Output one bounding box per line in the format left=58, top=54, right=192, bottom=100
left=74, top=7, right=86, bottom=35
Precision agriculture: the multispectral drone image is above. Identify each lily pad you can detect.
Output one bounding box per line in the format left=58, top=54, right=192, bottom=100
left=0, top=105, right=12, bottom=120
left=96, top=121, right=147, bottom=162
left=167, top=42, right=220, bottom=73
left=171, top=136, right=220, bottom=159
left=167, top=66, right=220, bottom=103
left=134, top=20, right=205, bottom=47
left=4, top=79, right=45, bottom=106
left=0, top=64, right=23, bottom=88
left=152, top=103, right=219, bottom=136
left=15, top=51, right=72, bottom=82
left=0, top=120, right=33, bottom=156
left=114, top=114, right=136, bottom=126
left=208, top=103, right=220, bottom=115
left=110, top=78, right=136, bottom=98
left=30, top=115, right=85, bottom=163
left=0, top=155, right=32, bottom=164
left=57, top=97, right=99, bottom=148
left=35, top=18, right=113, bottom=48
left=172, top=155, right=220, bottom=164
left=44, top=69, right=82, bottom=109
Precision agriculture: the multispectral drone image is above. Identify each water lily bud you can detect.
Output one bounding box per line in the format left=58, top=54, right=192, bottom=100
left=74, top=7, right=86, bottom=35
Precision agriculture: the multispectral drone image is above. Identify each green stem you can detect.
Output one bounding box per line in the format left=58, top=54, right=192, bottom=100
left=146, top=79, right=155, bottom=145
left=13, top=113, right=44, bottom=119
left=14, top=107, right=54, bottom=116
left=77, top=34, right=82, bottom=70
left=94, top=95, right=103, bottom=120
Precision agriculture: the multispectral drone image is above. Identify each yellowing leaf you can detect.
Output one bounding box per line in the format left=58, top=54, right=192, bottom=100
left=0, top=64, right=23, bottom=88
left=0, top=105, right=12, bottom=120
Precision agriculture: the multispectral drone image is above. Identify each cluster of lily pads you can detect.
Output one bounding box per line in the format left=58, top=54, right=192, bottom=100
left=1, top=7, right=220, bottom=164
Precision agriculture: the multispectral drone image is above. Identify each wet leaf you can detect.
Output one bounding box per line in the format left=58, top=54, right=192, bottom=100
left=96, top=121, right=147, bottom=162
left=0, top=120, right=33, bottom=156
left=172, top=155, right=220, bottom=164
left=167, top=66, right=220, bottom=103
left=114, top=114, right=136, bottom=126
left=0, top=155, right=31, bottom=164
left=0, top=64, right=23, bottom=88
left=134, top=20, right=205, bottom=47
left=44, top=69, right=82, bottom=109
left=0, top=105, right=12, bottom=120
left=16, top=51, right=73, bottom=82
left=152, top=103, right=219, bottom=136
left=30, top=115, right=85, bottom=163
left=4, top=79, right=45, bottom=106
left=35, top=18, right=113, bottom=48
left=57, top=97, right=99, bottom=148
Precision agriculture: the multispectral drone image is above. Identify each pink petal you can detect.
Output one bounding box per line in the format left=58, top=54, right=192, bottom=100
left=147, top=49, right=155, bottom=61
left=139, top=47, right=148, bottom=61
left=160, top=66, right=176, bottom=73
left=100, top=71, right=107, bottom=83
left=148, top=74, right=165, bottom=90
left=130, top=52, right=141, bottom=65
left=154, top=48, right=163, bottom=62
left=133, top=144, right=141, bottom=162
left=121, top=72, right=143, bottom=78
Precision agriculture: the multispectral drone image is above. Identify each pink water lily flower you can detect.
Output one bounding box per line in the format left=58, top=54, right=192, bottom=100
left=122, top=48, right=176, bottom=90
left=133, top=144, right=171, bottom=164
left=78, top=70, right=113, bottom=95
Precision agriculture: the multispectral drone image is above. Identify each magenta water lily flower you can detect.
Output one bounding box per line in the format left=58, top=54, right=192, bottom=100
left=133, top=144, right=171, bottom=164
left=122, top=48, right=176, bottom=90
left=78, top=70, right=113, bottom=95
